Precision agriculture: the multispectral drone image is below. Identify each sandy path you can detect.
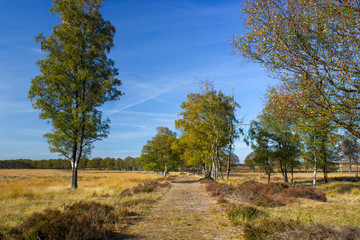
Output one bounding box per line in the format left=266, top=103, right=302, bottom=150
left=122, top=176, right=238, bottom=239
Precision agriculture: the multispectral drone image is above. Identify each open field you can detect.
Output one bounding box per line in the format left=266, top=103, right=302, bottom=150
left=0, top=169, right=162, bottom=232
left=1, top=168, right=360, bottom=239
left=229, top=165, right=359, bottom=185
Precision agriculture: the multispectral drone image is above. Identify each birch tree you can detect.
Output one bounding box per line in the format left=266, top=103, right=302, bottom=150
left=175, top=82, right=240, bottom=180
left=29, top=0, right=121, bottom=189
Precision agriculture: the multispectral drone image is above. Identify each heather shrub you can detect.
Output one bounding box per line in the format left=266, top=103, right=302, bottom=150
left=205, top=182, right=236, bottom=197
left=243, top=218, right=298, bottom=240
left=119, top=180, right=170, bottom=196
left=121, top=198, right=156, bottom=207
left=227, top=205, right=267, bottom=226
left=285, top=185, right=326, bottom=202
left=11, top=202, right=118, bottom=240
left=206, top=181, right=326, bottom=206
left=267, top=224, right=360, bottom=240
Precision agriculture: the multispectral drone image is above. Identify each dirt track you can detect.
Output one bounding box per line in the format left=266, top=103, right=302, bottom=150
left=122, top=175, right=238, bottom=240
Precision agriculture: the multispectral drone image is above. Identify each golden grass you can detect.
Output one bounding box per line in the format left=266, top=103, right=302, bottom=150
left=0, top=169, right=162, bottom=231
left=226, top=169, right=360, bottom=227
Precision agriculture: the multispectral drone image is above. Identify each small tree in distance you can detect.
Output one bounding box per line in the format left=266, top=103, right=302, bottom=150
left=29, top=0, right=122, bottom=189
left=140, top=127, right=180, bottom=177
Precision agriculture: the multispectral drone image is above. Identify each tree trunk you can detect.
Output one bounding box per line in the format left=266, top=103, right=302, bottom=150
left=216, top=145, right=224, bottom=181
left=284, top=161, right=288, bottom=183
left=356, top=161, right=358, bottom=182
left=267, top=149, right=271, bottom=183
left=212, top=160, right=218, bottom=181
left=313, top=153, right=317, bottom=190
left=349, top=159, right=352, bottom=172
left=291, top=166, right=294, bottom=184
left=71, top=143, right=79, bottom=190
left=283, top=144, right=288, bottom=183
left=279, top=160, right=284, bottom=177
left=71, top=160, right=78, bottom=189
left=163, top=162, right=168, bottom=178
left=339, top=161, right=342, bottom=173
left=323, top=160, right=328, bottom=183
left=226, top=147, right=231, bottom=182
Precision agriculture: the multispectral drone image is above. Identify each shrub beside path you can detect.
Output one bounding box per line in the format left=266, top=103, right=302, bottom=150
left=122, top=175, right=238, bottom=239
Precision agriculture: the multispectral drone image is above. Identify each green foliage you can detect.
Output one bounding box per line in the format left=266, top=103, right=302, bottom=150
left=0, top=157, right=145, bottom=171
left=140, top=127, right=181, bottom=176
left=175, top=81, right=240, bottom=179
left=247, top=94, right=302, bottom=183
left=295, top=115, right=340, bottom=183
left=29, top=0, right=121, bottom=189
left=232, top=0, right=360, bottom=140
left=244, top=152, right=256, bottom=171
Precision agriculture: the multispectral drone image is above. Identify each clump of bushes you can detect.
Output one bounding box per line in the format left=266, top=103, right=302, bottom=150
left=119, top=180, right=170, bottom=197
left=9, top=202, right=118, bottom=240
left=205, top=181, right=326, bottom=207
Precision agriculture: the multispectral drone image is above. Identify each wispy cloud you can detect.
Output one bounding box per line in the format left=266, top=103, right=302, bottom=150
left=0, top=39, right=43, bottom=55
left=107, top=72, right=189, bottom=115
left=0, top=100, right=35, bottom=115
left=114, top=110, right=176, bottom=119
left=15, top=44, right=43, bottom=54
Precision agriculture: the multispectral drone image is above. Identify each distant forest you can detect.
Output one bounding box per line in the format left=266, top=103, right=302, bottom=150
left=0, top=157, right=141, bottom=171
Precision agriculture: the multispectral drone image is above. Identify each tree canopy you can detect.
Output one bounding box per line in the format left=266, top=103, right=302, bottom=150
left=232, top=0, right=360, bottom=139
left=175, top=81, right=240, bottom=180
left=140, top=127, right=180, bottom=177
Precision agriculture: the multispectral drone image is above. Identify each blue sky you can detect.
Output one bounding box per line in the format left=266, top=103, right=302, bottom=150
left=0, top=0, right=276, bottom=161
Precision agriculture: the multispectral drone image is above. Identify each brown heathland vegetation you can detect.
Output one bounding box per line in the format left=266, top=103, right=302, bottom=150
left=0, top=169, right=360, bottom=239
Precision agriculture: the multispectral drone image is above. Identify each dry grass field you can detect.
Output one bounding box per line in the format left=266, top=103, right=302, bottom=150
left=0, top=169, right=162, bottom=232
left=220, top=167, right=360, bottom=238
left=1, top=168, right=359, bottom=239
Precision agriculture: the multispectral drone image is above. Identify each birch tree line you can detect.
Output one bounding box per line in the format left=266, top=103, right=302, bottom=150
left=140, top=81, right=241, bottom=181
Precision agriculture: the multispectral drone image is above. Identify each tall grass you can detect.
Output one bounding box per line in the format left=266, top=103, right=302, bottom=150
left=0, top=169, right=162, bottom=231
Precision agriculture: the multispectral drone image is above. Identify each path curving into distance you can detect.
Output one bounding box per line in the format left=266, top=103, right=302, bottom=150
left=122, top=175, right=238, bottom=240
